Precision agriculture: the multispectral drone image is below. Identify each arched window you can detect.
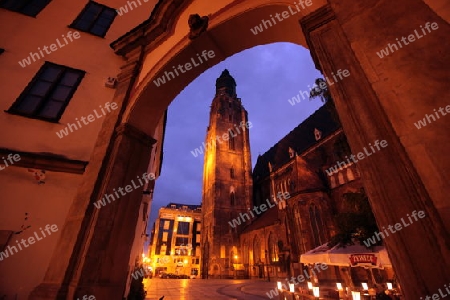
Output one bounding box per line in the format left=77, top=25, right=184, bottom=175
left=230, top=192, right=236, bottom=205
left=229, top=135, right=235, bottom=150
left=309, top=205, right=326, bottom=248
left=268, top=233, right=279, bottom=263
left=253, top=236, right=261, bottom=263
left=230, top=167, right=235, bottom=179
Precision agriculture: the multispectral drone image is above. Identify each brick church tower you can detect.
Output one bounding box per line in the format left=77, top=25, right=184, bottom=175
left=201, top=70, right=252, bottom=278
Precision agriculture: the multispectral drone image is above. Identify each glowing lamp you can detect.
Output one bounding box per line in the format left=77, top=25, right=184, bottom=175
left=387, top=282, right=393, bottom=290
left=277, top=282, right=282, bottom=290
left=336, top=282, right=343, bottom=291
left=289, top=283, right=295, bottom=293
left=313, top=286, right=320, bottom=297
left=351, top=291, right=361, bottom=300
left=307, top=282, right=313, bottom=290
left=362, top=282, right=368, bottom=290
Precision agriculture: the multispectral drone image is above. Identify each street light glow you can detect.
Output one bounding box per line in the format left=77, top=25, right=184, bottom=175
left=313, top=286, right=320, bottom=297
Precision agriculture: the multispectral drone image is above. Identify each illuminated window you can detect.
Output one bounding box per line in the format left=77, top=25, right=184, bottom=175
left=163, top=220, right=170, bottom=230
left=268, top=234, right=279, bottom=262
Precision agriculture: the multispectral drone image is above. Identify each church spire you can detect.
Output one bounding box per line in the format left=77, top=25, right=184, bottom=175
left=215, top=69, right=237, bottom=97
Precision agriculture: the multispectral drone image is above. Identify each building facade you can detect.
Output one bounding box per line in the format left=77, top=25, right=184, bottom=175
left=149, top=203, right=202, bottom=277
left=239, top=101, right=397, bottom=290
left=0, top=1, right=162, bottom=299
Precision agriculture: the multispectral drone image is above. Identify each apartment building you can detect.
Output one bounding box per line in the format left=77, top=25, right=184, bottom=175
left=149, top=203, right=202, bottom=277
left=0, top=1, right=160, bottom=298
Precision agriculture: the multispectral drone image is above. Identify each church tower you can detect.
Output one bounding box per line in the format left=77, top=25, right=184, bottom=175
left=201, top=70, right=252, bottom=278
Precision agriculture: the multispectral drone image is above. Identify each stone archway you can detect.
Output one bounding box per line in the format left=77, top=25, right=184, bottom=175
left=30, top=0, right=450, bottom=299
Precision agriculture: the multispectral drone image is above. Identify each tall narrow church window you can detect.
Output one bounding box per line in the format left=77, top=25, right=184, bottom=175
left=229, top=114, right=233, bottom=122
left=268, top=233, right=279, bottom=263
left=229, top=135, right=235, bottom=150
left=230, top=192, right=235, bottom=205
left=309, top=205, right=325, bottom=248
left=230, top=168, right=235, bottom=179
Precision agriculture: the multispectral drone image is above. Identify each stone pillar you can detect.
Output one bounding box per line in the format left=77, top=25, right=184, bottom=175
left=29, top=46, right=148, bottom=300
left=67, top=123, right=155, bottom=299
left=301, top=4, right=450, bottom=299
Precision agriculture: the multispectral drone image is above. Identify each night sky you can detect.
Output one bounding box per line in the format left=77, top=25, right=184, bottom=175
left=148, top=42, right=324, bottom=236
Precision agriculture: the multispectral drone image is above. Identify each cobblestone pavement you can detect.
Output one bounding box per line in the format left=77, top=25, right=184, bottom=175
left=144, top=278, right=279, bottom=300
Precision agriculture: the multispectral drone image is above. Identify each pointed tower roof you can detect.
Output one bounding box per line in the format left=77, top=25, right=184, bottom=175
left=215, top=69, right=237, bottom=97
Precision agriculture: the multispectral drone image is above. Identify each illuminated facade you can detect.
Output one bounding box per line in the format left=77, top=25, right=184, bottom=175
left=200, top=70, right=253, bottom=278
left=150, top=203, right=202, bottom=277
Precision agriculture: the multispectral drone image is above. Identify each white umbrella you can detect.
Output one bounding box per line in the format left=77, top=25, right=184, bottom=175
left=300, top=243, right=392, bottom=269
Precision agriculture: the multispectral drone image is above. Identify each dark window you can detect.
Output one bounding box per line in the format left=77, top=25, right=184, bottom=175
left=309, top=205, right=326, bottom=248
left=8, top=62, right=85, bottom=122
left=70, top=1, right=116, bottom=37
left=175, top=237, right=188, bottom=246
left=229, top=114, right=232, bottom=122
left=334, top=137, right=351, bottom=161
left=230, top=192, right=235, bottom=205
left=0, top=0, right=51, bottom=17
left=230, top=168, right=235, bottom=179
left=229, top=135, right=235, bottom=150
left=177, top=222, right=190, bottom=235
